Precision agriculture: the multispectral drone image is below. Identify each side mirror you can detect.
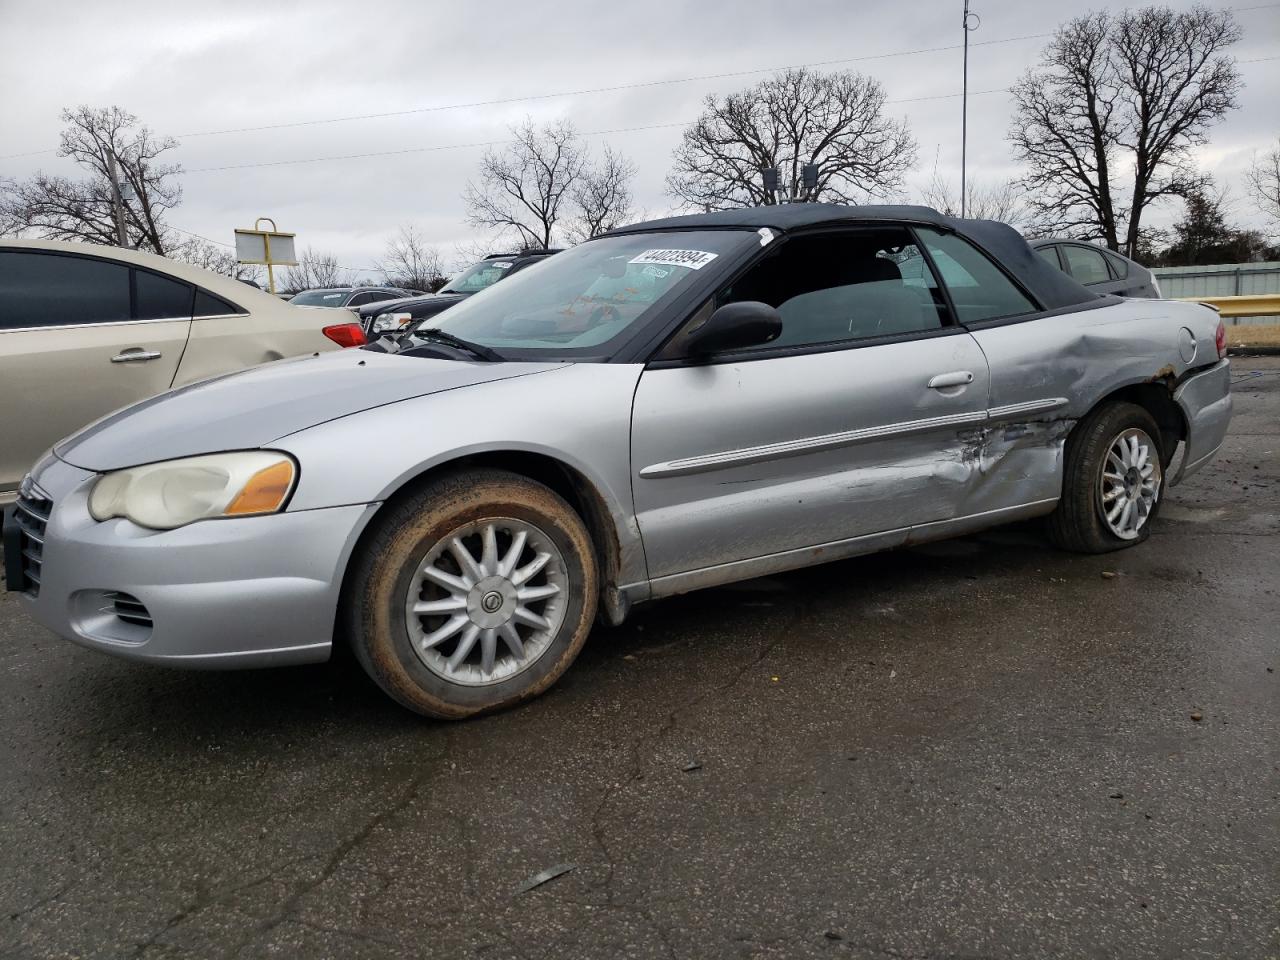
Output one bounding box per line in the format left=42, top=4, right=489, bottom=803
left=685, top=301, right=782, bottom=355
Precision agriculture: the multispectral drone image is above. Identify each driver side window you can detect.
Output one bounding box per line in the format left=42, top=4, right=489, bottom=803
left=715, top=227, right=949, bottom=350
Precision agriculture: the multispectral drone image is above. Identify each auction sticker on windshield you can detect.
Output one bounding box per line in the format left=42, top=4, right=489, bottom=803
left=629, top=249, right=719, bottom=270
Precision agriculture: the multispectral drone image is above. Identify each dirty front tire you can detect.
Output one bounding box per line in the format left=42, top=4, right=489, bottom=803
left=345, top=469, right=598, bottom=719
left=1047, top=402, right=1165, bottom=554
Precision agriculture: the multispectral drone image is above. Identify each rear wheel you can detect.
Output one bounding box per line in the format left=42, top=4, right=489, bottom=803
left=346, top=469, right=597, bottom=719
left=1047, top=402, right=1165, bottom=553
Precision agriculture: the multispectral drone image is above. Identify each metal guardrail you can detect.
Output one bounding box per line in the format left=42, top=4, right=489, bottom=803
left=1176, top=294, right=1280, bottom=319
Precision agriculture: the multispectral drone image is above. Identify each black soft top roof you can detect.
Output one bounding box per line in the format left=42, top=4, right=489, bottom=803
left=604, top=203, right=1097, bottom=311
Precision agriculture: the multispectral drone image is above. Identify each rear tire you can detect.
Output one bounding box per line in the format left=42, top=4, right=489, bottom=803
left=345, top=469, right=598, bottom=719
left=1047, top=402, right=1165, bottom=554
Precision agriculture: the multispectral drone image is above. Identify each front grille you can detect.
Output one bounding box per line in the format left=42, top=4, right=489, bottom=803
left=107, top=591, right=153, bottom=629
left=13, top=491, right=51, bottom=597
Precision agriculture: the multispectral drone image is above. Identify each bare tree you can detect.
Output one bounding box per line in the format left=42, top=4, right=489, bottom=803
left=666, top=68, right=916, bottom=211
left=464, top=120, right=586, bottom=250
left=451, top=240, right=498, bottom=271
left=281, top=247, right=354, bottom=293
left=0, top=178, right=19, bottom=236
left=1011, top=5, right=1241, bottom=257
left=1248, top=137, right=1280, bottom=231
left=920, top=170, right=1029, bottom=229
left=169, top=236, right=262, bottom=284
left=0, top=106, right=182, bottom=253
left=565, top=147, right=637, bottom=242
left=377, top=225, right=448, bottom=291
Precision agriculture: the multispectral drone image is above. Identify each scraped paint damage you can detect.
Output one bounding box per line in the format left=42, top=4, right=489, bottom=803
left=949, top=417, right=1075, bottom=518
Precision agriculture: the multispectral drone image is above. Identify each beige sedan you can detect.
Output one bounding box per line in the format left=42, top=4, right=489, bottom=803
left=0, top=239, right=360, bottom=502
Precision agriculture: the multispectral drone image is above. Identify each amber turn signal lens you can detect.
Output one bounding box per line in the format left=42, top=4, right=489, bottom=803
left=225, top=460, right=296, bottom=516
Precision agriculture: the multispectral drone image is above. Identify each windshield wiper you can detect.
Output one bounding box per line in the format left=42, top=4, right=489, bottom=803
left=405, top=327, right=505, bottom=362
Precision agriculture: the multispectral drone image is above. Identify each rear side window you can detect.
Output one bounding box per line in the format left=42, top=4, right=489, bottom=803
left=135, top=269, right=194, bottom=320
left=0, top=250, right=131, bottom=329
left=1103, top=251, right=1130, bottom=279
left=1035, top=245, right=1063, bottom=269
left=193, top=290, right=239, bottom=317
left=914, top=227, right=1038, bottom=324
left=1062, top=245, right=1111, bottom=285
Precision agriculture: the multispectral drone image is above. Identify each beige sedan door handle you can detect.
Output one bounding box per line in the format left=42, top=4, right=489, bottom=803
left=111, top=348, right=163, bottom=363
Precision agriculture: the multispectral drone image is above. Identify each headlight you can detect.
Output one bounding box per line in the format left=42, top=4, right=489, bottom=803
left=88, top=452, right=297, bottom=530
left=371, top=312, right=412, bottom=334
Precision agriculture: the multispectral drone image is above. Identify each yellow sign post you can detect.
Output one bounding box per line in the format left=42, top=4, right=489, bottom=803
left=233, top=218, right=298, bottom=294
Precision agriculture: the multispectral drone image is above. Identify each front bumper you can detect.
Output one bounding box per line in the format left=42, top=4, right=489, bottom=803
left=7, top=454, right=375, bottom=668
left=1171, top=359, right=1233, bottom=485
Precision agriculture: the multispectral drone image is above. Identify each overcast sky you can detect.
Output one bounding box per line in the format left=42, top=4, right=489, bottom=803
left=1, top=0, right=1277, bottom=279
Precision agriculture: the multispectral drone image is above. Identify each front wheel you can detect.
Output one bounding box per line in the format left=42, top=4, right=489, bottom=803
left=345, top=469, right=598, bottom=719
left=1047, top=402, right=1165, bottom=554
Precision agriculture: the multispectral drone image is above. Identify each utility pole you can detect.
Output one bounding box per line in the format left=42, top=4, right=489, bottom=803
left=106, top=148, right=128, bottom=247
left=960, top=0, right=980, bottom=218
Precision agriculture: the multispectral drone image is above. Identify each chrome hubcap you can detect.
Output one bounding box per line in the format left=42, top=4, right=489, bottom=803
left=404, top=518, right=567, bottom=686
left=1098, top=427, right=1162, bottom=540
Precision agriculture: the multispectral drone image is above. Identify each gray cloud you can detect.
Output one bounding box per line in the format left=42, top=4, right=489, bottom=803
left=1, top=0, right=1276, bottom=275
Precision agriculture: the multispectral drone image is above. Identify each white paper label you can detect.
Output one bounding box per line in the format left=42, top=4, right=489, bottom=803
left=629, top=249, right=718, bottom=270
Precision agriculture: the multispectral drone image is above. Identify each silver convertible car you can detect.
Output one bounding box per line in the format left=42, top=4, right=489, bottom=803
left=3, top=205, right=1232, bottom=719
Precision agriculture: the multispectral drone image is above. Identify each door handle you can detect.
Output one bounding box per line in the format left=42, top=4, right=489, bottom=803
left=111, top=349, right=162, bottom=363
left=927, top=370, right=974, bottom=389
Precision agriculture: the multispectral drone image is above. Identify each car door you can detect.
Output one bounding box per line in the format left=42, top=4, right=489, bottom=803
left=629, top=225, right=992, bottom=591
left=912, top=226, right=1084, bottom=516
left=0, top=250, right=188, bottom=497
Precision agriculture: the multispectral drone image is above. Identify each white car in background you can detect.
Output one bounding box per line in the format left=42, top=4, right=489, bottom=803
left=0, top=239, right=365, bottom=502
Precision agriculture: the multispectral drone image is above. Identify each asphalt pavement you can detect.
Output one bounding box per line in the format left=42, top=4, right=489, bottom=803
left=1, top=358, right=1277, bottom=960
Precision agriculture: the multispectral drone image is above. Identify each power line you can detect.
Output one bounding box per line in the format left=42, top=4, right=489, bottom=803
left=111, top=1, right=1280, bottom=141
left=170, top=34, right=1049, bottom=139
left=182, top=89, right=1015, bottom=175
left=1, top=3, right=1274, bottom=164
left=0, top=34, right=1048, bottom=161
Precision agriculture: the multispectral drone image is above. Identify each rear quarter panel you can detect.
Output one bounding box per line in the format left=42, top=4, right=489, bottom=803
left=174, top=301, right=342, bottom=386
left=968, top=297, right=1225, bottom=506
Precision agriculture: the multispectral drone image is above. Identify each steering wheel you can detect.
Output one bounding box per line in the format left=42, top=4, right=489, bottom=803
left=587, top=303, right=621, bottom=326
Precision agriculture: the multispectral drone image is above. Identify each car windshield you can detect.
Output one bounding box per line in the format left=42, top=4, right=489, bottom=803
left=400, top=231, right=754, bottom=359
left=289, top=289, right=350, bottom=306
left=439, top=260, right=520, bottom=294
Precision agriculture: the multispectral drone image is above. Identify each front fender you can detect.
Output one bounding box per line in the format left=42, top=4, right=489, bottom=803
left=273, top=363, right=647, bottom=588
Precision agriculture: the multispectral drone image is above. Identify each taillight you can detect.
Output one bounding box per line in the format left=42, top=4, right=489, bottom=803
left=1215, top=319, right=1227, bottom=359
left=322, top=322, right=367, bottom=348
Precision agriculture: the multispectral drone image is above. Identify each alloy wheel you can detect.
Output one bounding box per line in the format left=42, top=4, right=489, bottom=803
left=404, top=517, right=568, bottom=686
left=1098, top=427, right=1162, bottom=540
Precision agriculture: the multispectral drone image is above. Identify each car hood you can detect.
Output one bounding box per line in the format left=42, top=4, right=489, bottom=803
left=358, top=292, right=467, bottom=319
left=55, top=349, right=567, bottom=471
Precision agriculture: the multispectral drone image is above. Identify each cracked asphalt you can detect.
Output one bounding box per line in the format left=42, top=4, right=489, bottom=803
left=2, top=358, right=1277, bottom=960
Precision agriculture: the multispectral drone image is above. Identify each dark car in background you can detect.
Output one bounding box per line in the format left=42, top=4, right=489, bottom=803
left=359, top=250, right=560, bottom=336
left=289, top=285, right=417, bottom=310
left=1029, top=238, right=1161, bottom=298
